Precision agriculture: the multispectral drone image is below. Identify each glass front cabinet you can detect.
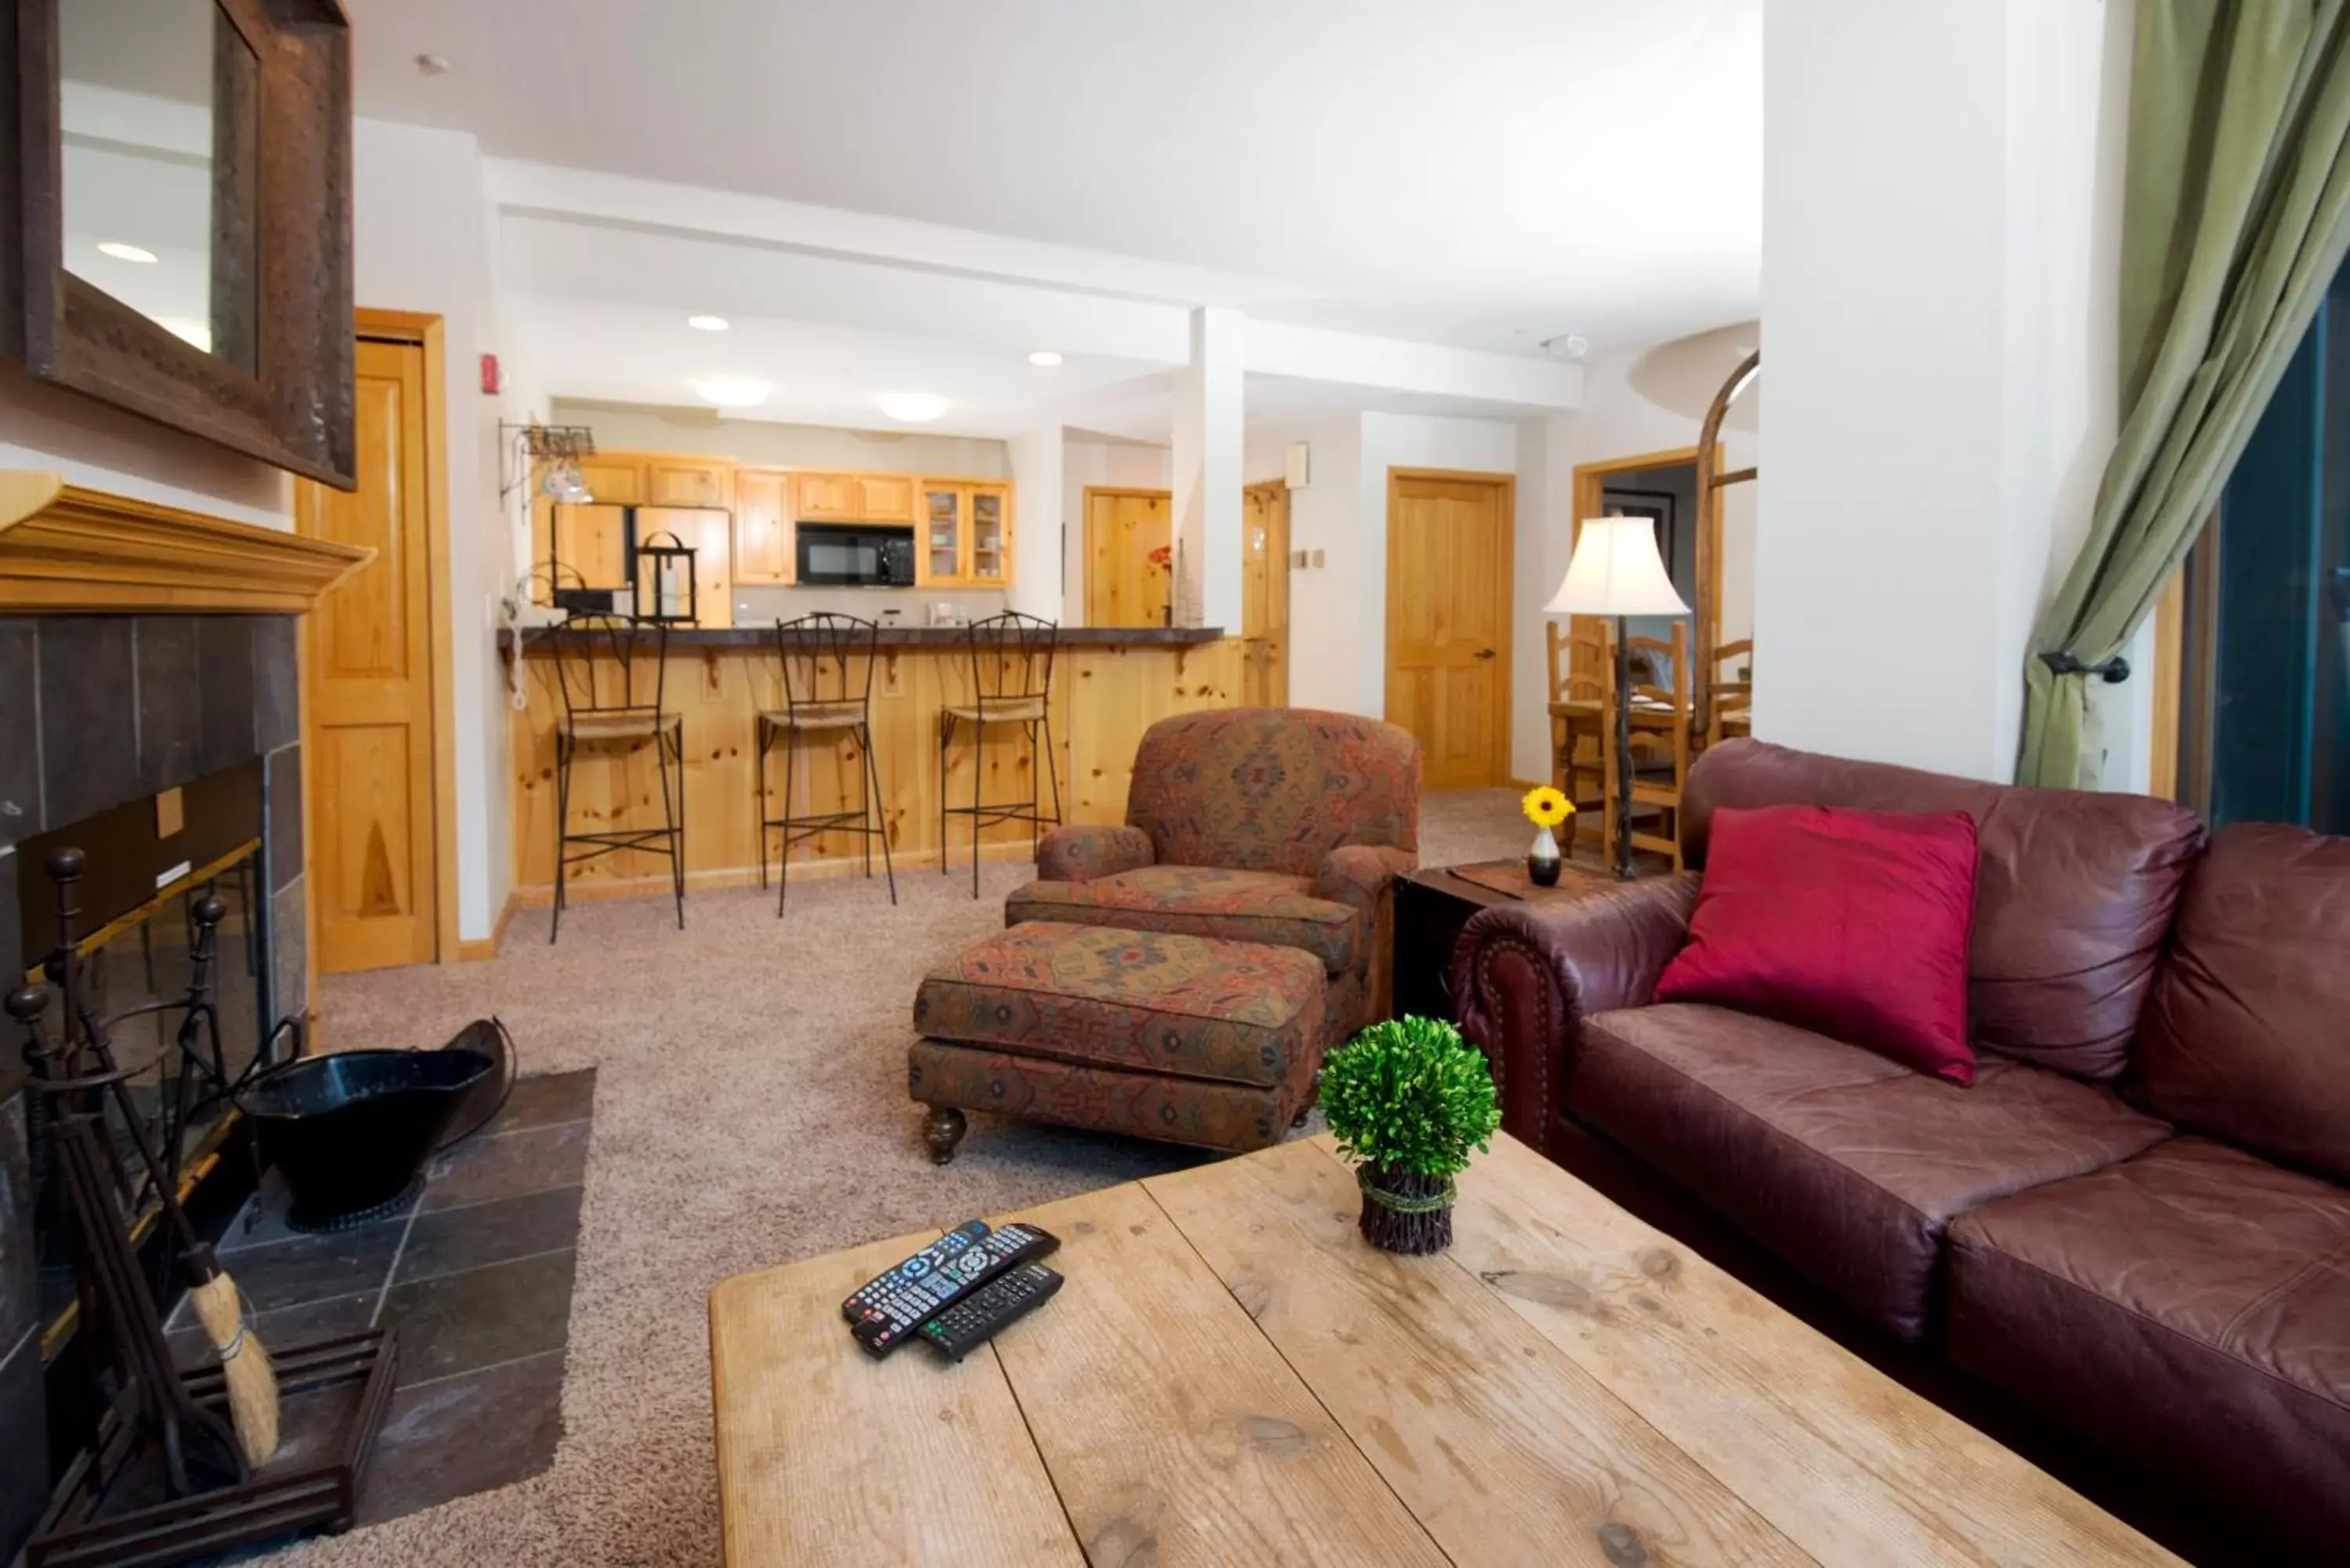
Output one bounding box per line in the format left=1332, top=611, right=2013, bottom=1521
left=917, top=482, right=1014, bottom=588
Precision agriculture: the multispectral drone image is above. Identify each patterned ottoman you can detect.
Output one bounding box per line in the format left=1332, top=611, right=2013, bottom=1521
left=909, top=921, right=1325, bottom=1162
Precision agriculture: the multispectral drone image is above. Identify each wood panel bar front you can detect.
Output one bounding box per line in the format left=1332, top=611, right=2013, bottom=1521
left=506, top=629, right=1241, bottom=904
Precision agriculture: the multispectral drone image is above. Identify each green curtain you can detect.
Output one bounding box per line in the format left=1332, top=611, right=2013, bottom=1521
left=2019, top=0, right=2350, bottom=788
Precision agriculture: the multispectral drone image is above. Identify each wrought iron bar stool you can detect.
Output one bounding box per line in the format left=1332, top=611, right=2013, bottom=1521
left=937, top=611, right=1063, bottom=898
left=756, top=612, right=897, bottom=912
left=549, top=612, right=685, bottom=941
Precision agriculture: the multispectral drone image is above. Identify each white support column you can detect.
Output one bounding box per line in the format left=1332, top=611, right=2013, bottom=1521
left=1755, top=0, right=2126, bottom=782
left=1002, top=424, right=1064, bottom=622
left=1173, top=306, right=1246, bottom=629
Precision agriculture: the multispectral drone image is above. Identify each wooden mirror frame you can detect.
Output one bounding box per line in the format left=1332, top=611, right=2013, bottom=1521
left=0, top=0, right=356, bottom=490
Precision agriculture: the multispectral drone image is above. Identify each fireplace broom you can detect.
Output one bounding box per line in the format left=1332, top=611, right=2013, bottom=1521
left=41, top=847, right=282, bottom=1469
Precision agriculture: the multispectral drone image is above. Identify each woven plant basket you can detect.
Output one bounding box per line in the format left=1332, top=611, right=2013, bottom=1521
left=1357, top=1164, right=1455, bottom=1255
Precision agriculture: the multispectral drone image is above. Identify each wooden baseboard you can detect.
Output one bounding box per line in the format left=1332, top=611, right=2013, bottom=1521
left=455, top=889, right=520, bottom=963
left=508, top=839, right=1042, bottom=910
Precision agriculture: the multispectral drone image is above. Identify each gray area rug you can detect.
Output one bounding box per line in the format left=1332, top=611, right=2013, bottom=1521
left=277, top=789, right=1527, bottom=1564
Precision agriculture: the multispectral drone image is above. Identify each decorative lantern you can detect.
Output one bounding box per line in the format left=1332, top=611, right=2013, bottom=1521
left=634, top=530, right=699, bottom=625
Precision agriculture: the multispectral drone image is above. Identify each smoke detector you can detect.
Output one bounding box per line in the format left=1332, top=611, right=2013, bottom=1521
left=1538, top=334, right=1589, bottom=363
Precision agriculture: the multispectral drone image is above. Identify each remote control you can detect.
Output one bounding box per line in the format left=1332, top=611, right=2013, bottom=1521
left=850, top=1222, right=1059, bottom=1357
left=841, top=1221, right=990, bottom=1324
left=919, top=1263, right=1063, bottom=1361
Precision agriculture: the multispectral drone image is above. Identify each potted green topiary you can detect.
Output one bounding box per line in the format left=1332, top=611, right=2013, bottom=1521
left=1318, top=1015, right=1503, bottom=1255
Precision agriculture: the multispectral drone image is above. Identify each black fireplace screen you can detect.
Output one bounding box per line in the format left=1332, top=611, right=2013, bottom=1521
left=13, top=757, right=287, bottom=1338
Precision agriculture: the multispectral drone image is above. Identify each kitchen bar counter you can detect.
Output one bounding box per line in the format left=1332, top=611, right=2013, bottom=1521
left=504, top=627, right=1244, bottom=910
left=497, top=623, right=1223, bottom=653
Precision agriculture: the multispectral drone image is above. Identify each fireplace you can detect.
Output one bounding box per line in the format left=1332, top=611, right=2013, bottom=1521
left=1, top=614, right=309, bottom=1563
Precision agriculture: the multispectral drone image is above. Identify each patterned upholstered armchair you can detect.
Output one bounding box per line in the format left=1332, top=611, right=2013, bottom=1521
left=1007, top=707, right=1423, bottom=1047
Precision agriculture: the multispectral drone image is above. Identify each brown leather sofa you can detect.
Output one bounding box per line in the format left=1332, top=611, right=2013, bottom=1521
left=1450, top=739, right=2350, bottom=1562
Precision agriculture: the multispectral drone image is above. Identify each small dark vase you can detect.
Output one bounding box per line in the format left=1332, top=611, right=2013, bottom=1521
left=1358, top=1165, right=1455, bottom=1255
left=1527, top=824, right=1563, bottom=888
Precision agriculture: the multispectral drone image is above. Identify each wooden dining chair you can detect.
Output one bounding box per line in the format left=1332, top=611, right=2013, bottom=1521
left=1710, top=637, right=1755, bottom=748
left=1601, top=621, right=1693, bottom=871
left=1545, top=619, right=1611, bottom=853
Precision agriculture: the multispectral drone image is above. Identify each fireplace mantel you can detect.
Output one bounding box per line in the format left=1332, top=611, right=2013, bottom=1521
left=0, top=470, right=371, bottom=615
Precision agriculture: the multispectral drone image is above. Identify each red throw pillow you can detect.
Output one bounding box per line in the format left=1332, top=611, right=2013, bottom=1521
left=1654, top=804, right=1979, bottom=1085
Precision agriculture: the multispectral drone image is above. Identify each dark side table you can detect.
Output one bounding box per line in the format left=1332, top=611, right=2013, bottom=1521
left=1391, top=862, right=1612, bottom=1024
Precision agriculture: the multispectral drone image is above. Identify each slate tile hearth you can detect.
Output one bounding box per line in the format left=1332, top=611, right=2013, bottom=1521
left=168, top=1068, right=596, bottom=1527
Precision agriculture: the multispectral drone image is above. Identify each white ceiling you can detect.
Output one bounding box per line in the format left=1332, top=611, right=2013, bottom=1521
left=350, top=0, right=1762, bottom=357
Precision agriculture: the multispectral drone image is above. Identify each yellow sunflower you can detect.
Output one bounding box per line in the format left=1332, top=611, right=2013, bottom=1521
left=1521, top=785, right=1574, bottom=829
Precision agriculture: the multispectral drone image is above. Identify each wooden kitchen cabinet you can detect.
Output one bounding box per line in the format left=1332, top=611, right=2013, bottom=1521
left=551, top=504, right=631, bottom=590
left=573, top=457, right=645, bottom=505
left=647, top=460, right=731, bottom=508
left=638, top=506, right=733, bottom=627
left=733, top=468, right=792, bottom=584
left=855, top=474, right=916, bottom=522
left=794, top=470, right=920, bottom=522
left=918, top=482, right=964, bottom=587
left=967, top=484, right=1010, bottom=587
left=916, top=481, right=1016, bottom=587
left=792, top=472, right=859, bottom=521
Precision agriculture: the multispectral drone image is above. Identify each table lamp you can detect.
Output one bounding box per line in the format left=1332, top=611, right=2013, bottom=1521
left=1546, top=518, right=1690, bottom=880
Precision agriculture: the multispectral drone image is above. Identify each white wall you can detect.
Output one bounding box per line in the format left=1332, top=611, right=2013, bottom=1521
left=353, top=117, right=508, bottom=942
left=1061, top=437, right=1173, bottom=625
left=1281, top=412, right=1524, bottom=723
left=1756, top=0, right=2126, bottom=783
left=1506, top=331, right=1760, bottom=783
left=0, top=361, right=291, bottom=528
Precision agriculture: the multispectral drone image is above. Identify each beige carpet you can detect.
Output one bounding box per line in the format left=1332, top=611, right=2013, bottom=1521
left=279, top=789, right=1528, bottom=1566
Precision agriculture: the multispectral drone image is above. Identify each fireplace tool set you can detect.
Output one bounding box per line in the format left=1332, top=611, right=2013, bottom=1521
left=10, top=848, right=396, bottom=1568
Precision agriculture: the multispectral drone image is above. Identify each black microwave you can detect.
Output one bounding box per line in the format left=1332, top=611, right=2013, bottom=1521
left=795, top=523, right=915, bottom=587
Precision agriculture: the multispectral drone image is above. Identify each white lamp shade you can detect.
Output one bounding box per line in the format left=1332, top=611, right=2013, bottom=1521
left=1545, top=518, right=1690, bottom=617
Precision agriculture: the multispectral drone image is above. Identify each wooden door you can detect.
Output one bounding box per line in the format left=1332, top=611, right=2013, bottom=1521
left=734, top=469, right=791, bottom=583
left=1241, top=480, right=1289, bottom=706
left=1386, top=470, right=1513, bottom=788
left=967, top=484, right=1010, bottom=587
left=1084, top=488, right=1171, bottom=627
left=298, top=337, right=438, bottom=971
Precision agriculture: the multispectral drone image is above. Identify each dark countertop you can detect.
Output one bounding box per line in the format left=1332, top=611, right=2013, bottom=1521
left=499, top=623, right=1225, bottom=652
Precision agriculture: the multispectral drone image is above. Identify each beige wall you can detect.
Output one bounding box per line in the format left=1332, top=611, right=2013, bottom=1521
left=549, top=399, right=1011, bottom=478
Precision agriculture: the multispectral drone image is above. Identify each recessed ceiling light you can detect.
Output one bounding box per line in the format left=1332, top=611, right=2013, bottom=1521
left=690, top=375, right=772, bottom=409
left=96, top=241, right=157, bottom=264
left=1028, top=350, right=1063, bottom=367
left=159, top=317, right=212, bottom=352
left=688, top=315, right=729, bottom=332
left=874, top=392, right=949, bottom=424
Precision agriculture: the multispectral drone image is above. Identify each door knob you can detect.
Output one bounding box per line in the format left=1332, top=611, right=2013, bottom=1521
left=1473, top=648, right=1497, bottom=660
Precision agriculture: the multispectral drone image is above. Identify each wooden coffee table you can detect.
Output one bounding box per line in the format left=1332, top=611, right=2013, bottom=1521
left=708, top=1134, right=2180, bottom=1566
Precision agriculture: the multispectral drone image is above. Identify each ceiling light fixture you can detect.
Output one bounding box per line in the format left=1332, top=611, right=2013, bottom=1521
left=874, top=392, right=949, bottom=424
left=1539, top=333, right=1589, bottom=363
left=96, top=240, right=157, bottom=264
left=1028, top=350, right=1063, bottom=367
left=690, top=375, right=773, bottom=409
left=688, top=315, right=729, bottom=332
